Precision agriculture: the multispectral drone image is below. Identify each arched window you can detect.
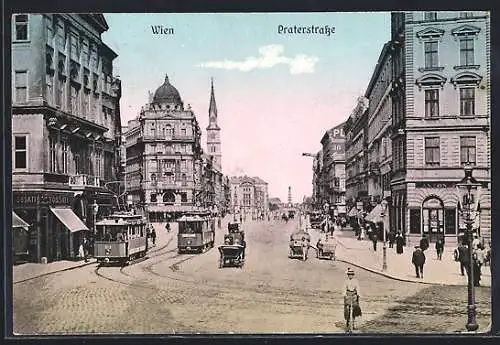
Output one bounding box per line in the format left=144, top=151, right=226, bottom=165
left=163, top=191, right=175, bottom=203
left=150, top=193, right=157, bottom=202
left=150, top=173, right=157, bottom=183
left=422, top=196, right=444, bottom=240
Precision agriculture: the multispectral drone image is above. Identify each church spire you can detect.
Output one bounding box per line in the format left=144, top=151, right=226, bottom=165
left=208, top=77, right=219, bottom=129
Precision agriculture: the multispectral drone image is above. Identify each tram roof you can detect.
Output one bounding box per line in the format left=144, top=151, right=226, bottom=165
left=177, top=215, right=210, bottom=222
left=96, top=219, right=131, bottom=226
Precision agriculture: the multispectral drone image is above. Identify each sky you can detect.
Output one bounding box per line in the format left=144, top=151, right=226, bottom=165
left=102, top=12, right=391, bottom=203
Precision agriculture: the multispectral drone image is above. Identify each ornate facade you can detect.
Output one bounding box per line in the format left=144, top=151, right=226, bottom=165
left=391, top=11, right=490, bottom=242
left=230, top=176, right=269, bottom=219
left=12, top=14, right=122, bottom=262
left=124, top=74, right=204, bottom=221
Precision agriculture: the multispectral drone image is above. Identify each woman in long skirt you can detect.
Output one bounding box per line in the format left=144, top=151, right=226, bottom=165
left=396, top=232, right=404, bottom=254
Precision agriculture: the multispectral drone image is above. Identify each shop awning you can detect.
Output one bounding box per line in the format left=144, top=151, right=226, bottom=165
left=12, top=212, right=29, bottom=229
left=50, top=208, right=89, bottom=232
left=364, top=204, right=385, bottom=223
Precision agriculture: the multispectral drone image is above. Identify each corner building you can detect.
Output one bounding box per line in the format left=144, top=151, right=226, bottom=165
left=390, top=11, right=490, bottom=242
left=124, top=75, right=204, bottom=221
left=12, top=14, right=122, bottom=262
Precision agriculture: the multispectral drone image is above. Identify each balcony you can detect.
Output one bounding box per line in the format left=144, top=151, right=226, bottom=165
left=69, top=174, right=101, bottom=187
left=44, top=172, right=69, bottom=184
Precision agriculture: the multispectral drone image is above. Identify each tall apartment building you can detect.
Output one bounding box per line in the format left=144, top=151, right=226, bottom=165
left=344, top=97, right=370, bottom=212
left=318, top=123, right=347, bottom=215
left=365, top=43, right=393, bottom=206
left=390, top=11, right=490, bottom=242
left=12, top=14, right=122, bottom=262
left=230, top=176, right=269, bottom=219
left=124, top=74, right=204, bottom=221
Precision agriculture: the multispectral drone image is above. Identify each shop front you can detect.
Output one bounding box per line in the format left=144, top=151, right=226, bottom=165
left=13, top=190, right=90, bottom=262
left=407, top=183, right=459, bottom=243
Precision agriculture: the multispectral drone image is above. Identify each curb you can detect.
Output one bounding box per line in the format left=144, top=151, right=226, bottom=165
left=332, top=237, right=475, bottom=287
left=13, top=260, right=97, bottom=284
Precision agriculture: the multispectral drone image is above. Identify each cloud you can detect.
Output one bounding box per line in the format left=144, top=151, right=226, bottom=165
left=197, top=44, right=319, bottom=75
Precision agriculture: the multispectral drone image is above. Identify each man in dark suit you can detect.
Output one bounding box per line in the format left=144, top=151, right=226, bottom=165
left=412, top=245, right=426, bottom=278
left=458, top=243, right=470, bottom=276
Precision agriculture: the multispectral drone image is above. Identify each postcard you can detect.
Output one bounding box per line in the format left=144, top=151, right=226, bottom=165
left=10, top=11, right=491, bottom=335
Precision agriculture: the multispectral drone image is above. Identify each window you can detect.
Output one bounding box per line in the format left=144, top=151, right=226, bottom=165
left=181, top=193, right=187, bottom=203
left=95, top=149, right=102, bottom=178
left=460, top=136, right=476, bottom=165
left=150, top=193, right=157, bottom=203
left=62, top=140, right=68, bottom=174
left=424, top=41, right=438, bottom=68
left=333, top=177, right=340, bottom=187
left=56, top=22, right=65, bottom=50
left=150, top=173, right=157, bottom=183
left=49, top=137, right=57, bottom=172
left=424, top=89, right=439, bottom=118
left=70, top=34, right=79, bottom=61
left=14, top=14, right=29, bottom=41
left=445, top=209, right=457, bottom=235
left=409, top=209, right=421, bottom=234
left=460, top=37, right=474, bottom=66
left=425, top=137, right=440, bottom=166
left=424, top=12, right=437, bottom=21
left=181, top=128, right=186, bottom=136
left=70, top=85, right=79, bottom=113
left=459, top=87, right=475, bottom=115
left=14, top=71, right=28, bottom=103
left=14, top=136, right=27, bottom=169
left=460, top=12, right=474, bottom=18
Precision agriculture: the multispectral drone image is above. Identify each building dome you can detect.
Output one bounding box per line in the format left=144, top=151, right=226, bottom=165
left=152, top=74, right=182, bottom=104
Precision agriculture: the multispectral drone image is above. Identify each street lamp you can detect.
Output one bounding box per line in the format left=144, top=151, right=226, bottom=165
left=92, top=200, right=99, bottom=235
left=380, top=198, right=389, bottom=271
left=456, top=164, right=482, bottom=332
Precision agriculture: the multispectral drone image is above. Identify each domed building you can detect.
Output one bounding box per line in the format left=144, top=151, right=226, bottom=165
left=124, top=74, right=205, bottom=220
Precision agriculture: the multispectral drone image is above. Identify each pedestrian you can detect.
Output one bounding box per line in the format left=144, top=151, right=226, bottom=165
left=301, top=237, right=309, bottom=261
left=388, top=230, right=395, bottom=248
left=419, top=235, right=429, bottom=251
left=342, top=268, right=362, bottom=330
left=411, top=245, right=426, bottom=278
left=78, top=241, right=85, bottom=260
left=396, top=232, right=404, bottom=254
left=151, top=228, right=156, bottom=245
left=484, top=241, right=491, bottom=267
left=218, top=217, right=222, bottom=229
left=371, top=226, right=378, bottom=252
left=83, top=238, right=89, bottom=262
left=435, top=236, right=445, bottom=260
left=473, top=244, right=484, bottom=286
left=472, top=233, right=480, bottom=250
left=457, top=242, right=470, bottom=276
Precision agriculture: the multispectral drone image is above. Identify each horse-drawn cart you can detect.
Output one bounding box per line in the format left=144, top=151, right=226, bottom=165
left=317, top=237, right=337, bottom=260
left=218, top=242, right=245, bottom=268
left=288, top=230, right=311, bottom=260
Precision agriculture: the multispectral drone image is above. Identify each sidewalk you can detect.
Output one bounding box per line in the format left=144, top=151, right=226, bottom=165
left=13, top=224, right=178, bottom=284
left=13, top=258, right=97, bottom=284
left=315, top=229, right=491, bottom=287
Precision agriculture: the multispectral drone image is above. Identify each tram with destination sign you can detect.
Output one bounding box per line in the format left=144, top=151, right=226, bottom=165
left=94, top=212, right=148, bottom=265
left=177, top=213, right=215, bottom=254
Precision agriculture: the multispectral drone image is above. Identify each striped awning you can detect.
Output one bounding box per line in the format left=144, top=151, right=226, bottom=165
left=347, top=207, right=358, bottom=217
left=365, top=204, right=385, bottom=223
left=50, top=208, right=89, bottom=232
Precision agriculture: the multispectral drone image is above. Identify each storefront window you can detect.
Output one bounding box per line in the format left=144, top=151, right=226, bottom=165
left=445, top=208, right=456, bottom=235
left=409, top=209, right=421, bottom=234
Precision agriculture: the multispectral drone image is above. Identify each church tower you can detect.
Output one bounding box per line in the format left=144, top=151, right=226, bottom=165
left=206, top=77, right=222, bottom=171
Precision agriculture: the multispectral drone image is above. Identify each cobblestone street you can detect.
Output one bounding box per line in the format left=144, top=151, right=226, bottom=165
left=13, top=217, right=491, bottom=334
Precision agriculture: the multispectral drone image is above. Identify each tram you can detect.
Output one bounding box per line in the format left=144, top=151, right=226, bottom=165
left=177, top=213, right=215, bottom=254
left=94, top=211, right=148, bottom=265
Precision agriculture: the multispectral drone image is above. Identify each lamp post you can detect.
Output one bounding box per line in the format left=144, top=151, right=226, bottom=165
left=92, top=200, right=99, bottom=235
left=380, top=198, right=389, bottom=271
left=456, top=164, right=482, bottom=332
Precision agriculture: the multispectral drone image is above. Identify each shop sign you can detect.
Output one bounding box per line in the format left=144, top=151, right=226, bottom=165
left=416, top=182, right=456, bottom=189
left=13, top=191, right=73, bottom=206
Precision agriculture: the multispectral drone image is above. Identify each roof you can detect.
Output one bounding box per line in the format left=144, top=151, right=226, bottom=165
left=177, top=215, right=208, bottom=222
left=153, top=74, right=182, bottom=105
left=230, top=175, right=268, bottom=185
